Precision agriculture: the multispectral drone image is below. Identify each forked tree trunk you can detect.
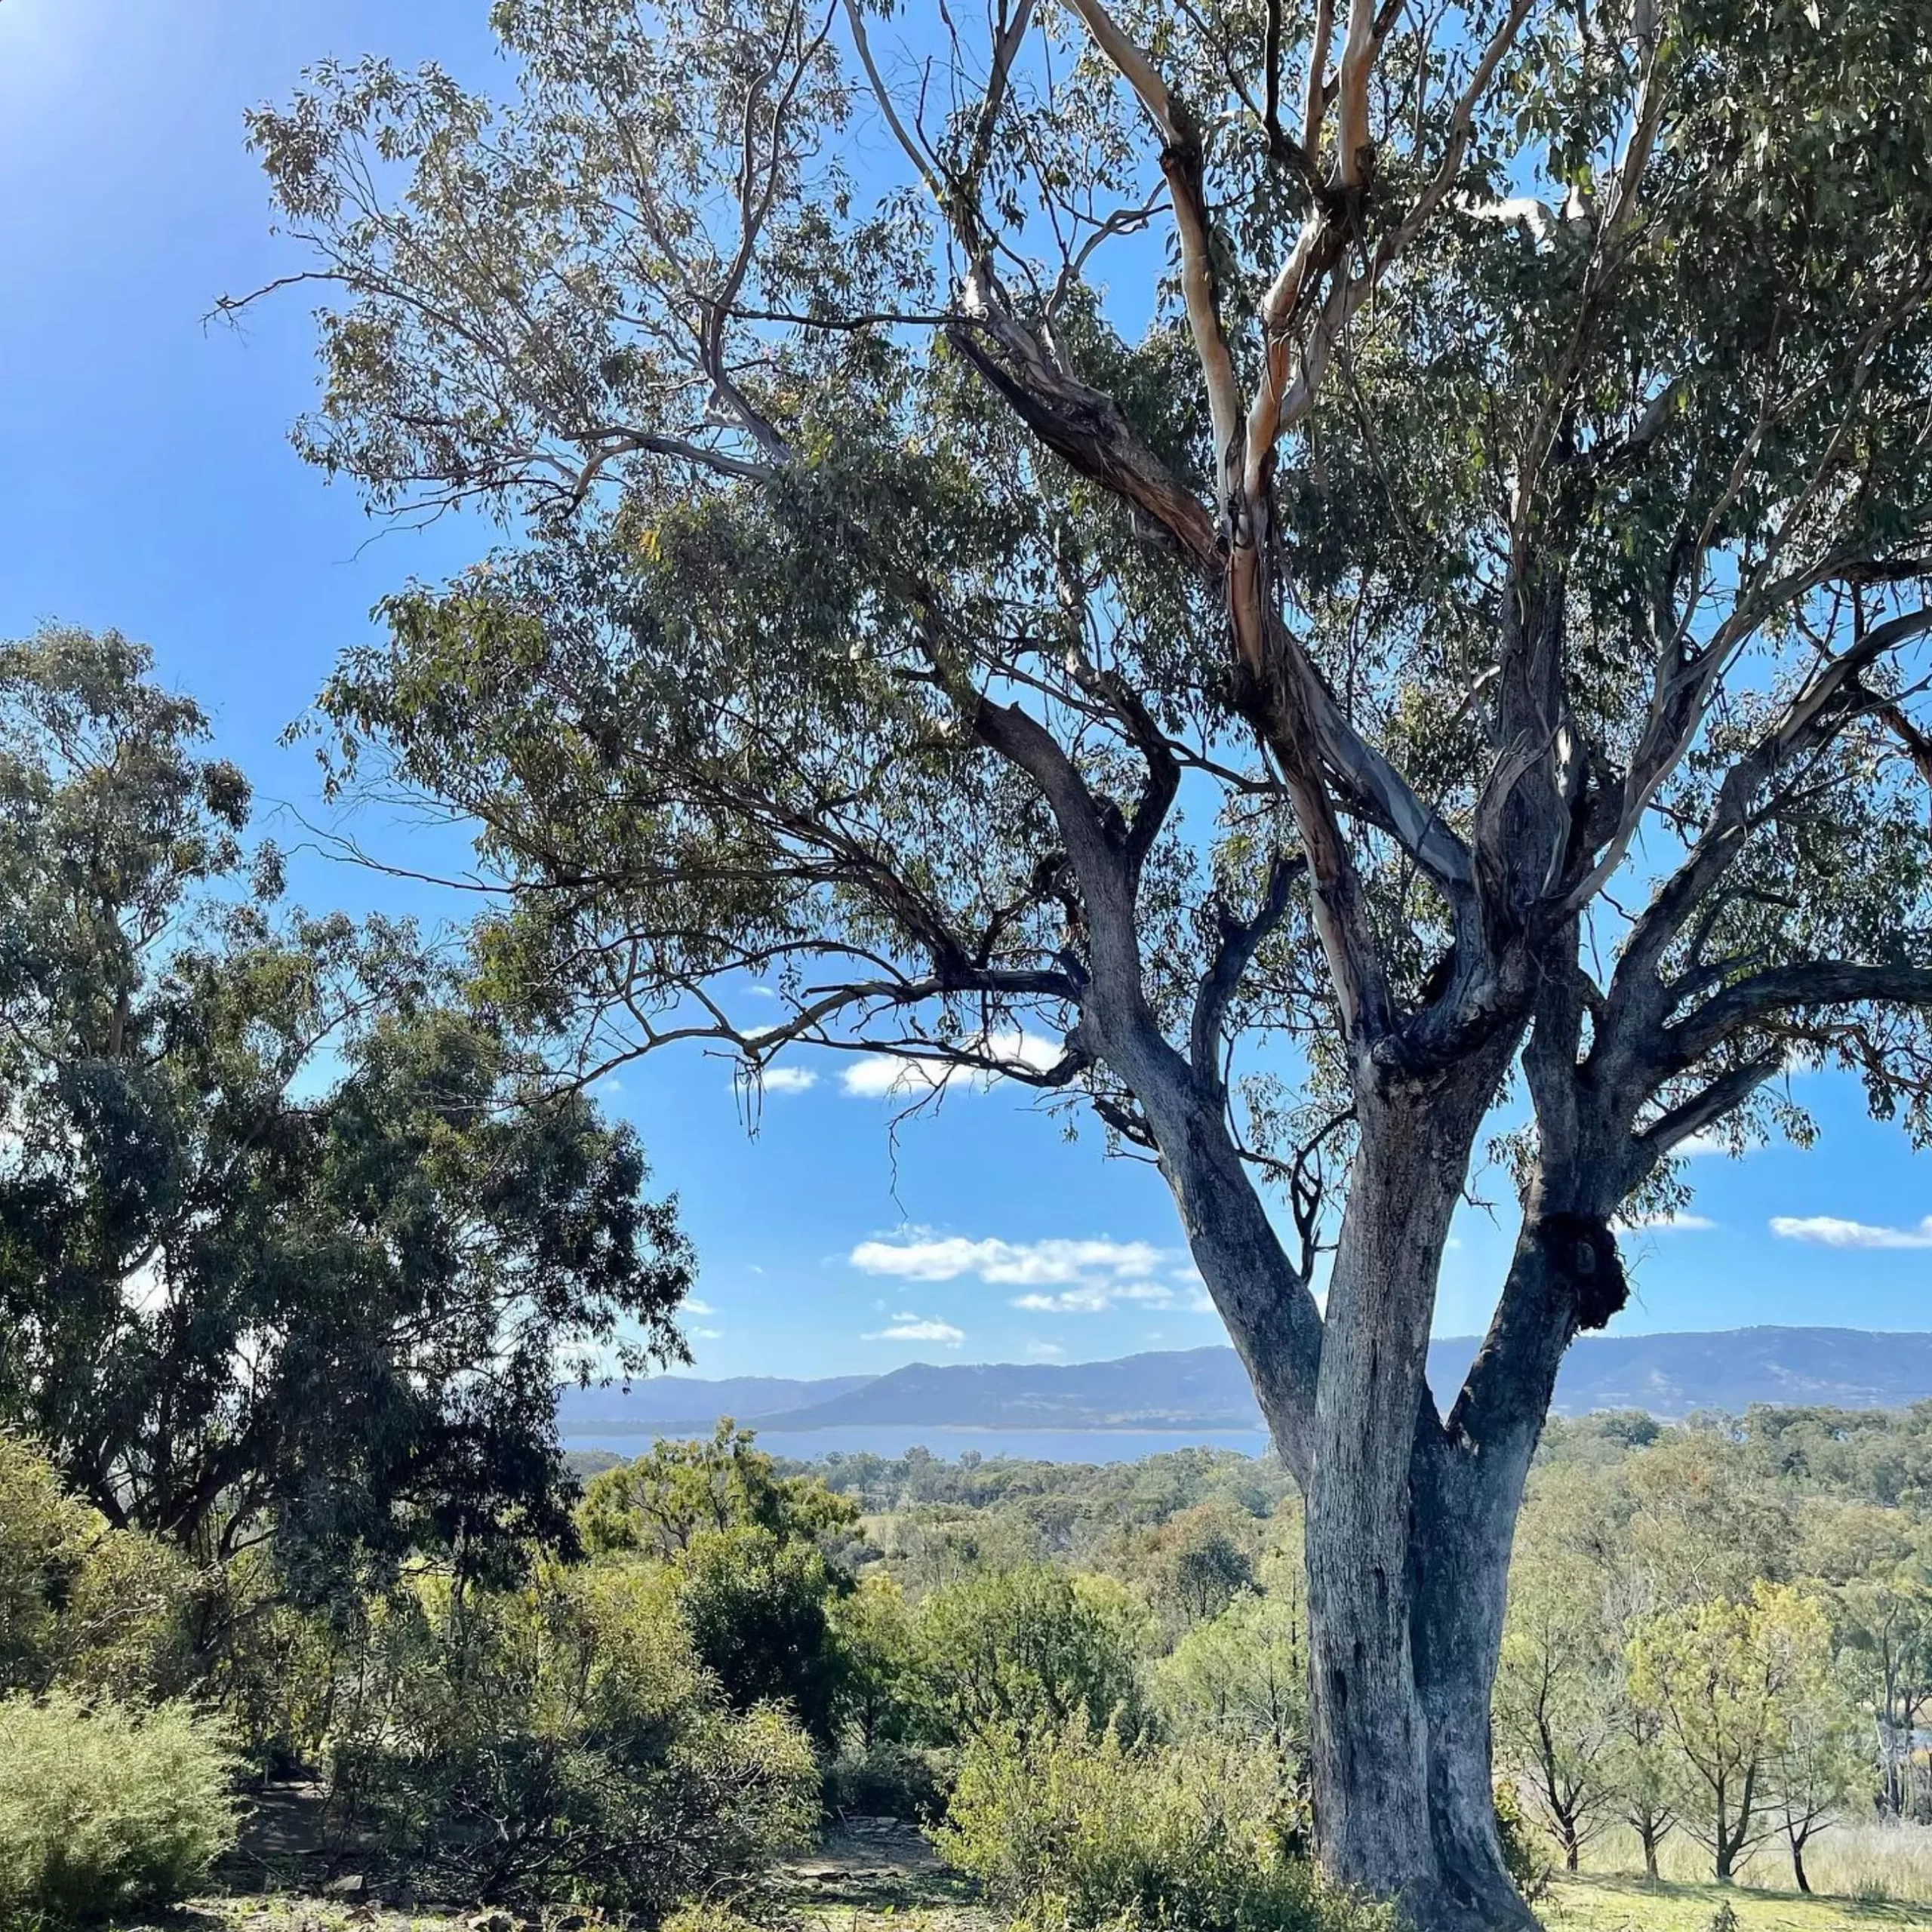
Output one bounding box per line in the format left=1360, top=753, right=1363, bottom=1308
left=1297, top=1066, right=1540, bottom=1932
left=1635, top=1817, right=1666, bottom=1881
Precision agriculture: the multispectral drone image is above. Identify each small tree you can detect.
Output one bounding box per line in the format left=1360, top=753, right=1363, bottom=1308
left=1835, top=1561, right=1932, bottom=1818
left=1765, top=1669, right=1872, bottom=1894
left=1606, top=1680, right=1678, bottom=1882
left=670, top=1524, right=854, bottom=1746
left=1493, top=1545, right=1619, bottom=1871
left=577, top=1420, right=860, bottom=1557
left=914, top=1564, right=1152, bottom=1746
left=828, top=1569, right=921, bottom=1751
left=1629, top=1583, right=1835, bottom=1884
left=1155, top=1586, right=1308, bottom=1765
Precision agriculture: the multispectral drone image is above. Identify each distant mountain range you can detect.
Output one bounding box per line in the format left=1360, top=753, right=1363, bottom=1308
left=557, top=1327, right=1932, bottom=1441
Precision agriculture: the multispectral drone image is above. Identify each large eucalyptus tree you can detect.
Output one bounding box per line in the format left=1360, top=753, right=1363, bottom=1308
left=241, top=0, right=1932, bottom=1920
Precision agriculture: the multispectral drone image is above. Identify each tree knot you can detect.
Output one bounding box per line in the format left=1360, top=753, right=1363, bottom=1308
left=1535, top=1211, right=1627, bottom=1331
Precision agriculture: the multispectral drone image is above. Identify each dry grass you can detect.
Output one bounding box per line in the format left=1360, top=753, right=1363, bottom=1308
left=1576, top=1819, right=1932, bottom=1906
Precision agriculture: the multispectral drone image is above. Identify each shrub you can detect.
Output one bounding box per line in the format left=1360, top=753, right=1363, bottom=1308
left=659, top=1906, right=764, bottom=1932
left=1153, top=1589, right=1306, bottom=1760
left=934, top=1718, right=1398, bottom=1932
left=337, top=1558, right=818, bottom=1913
left=0, top=1687, right=239, bottom=1923
left=823, top=1739, right=948, bottom=1820
left=0, top=1438, right=195, bottom=1703
left=915, top=1565, right=1154, bottom=1747
left=1492, top=1782, right=1552, bottom=1903
left=671, top=1526, right=850, bottom=1745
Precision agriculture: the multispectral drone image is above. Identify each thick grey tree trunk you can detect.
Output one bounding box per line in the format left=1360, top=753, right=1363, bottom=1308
left=1295, top=1068, right=1542, bottom=1932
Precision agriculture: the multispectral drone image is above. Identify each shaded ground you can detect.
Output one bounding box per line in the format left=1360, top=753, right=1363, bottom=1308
left=771, top=1817, right=980, bottom=1916
left=111, top=1805, right=1932, bottom=1932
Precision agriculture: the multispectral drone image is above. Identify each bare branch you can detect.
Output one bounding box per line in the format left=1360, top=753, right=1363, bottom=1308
left=1190, top=851, right=1308, bottom=1081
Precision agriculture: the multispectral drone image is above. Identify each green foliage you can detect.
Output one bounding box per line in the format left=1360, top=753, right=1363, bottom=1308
left=1153, top=1589, right=1306, bottom=1760
left=1107, top=1502, right=1260, bottom=1635
left=1491, top=1782, right=1552, bottom=1903
left=670, top=1527, right=851, bottom=1746
left=913, top=1564, right=1154, bottom=1747
left=0, top=626, right=692, bottom=1590
left=1629, top=1583, right=1839, bottom=1881
left=1494, top=1526, right=1621, bottom=1868
left=658, top=1906, right=764, bottom=1932
left=332, top=1556, right=817, bottom=1911
left=807, top=1448, right=1294, bottom=1558
left=935, top=1718, right=1396, bottom=1932
left=0, top=1437, right=195, bottom=1703
left=828, top=1570, right=921, bottom=1747
left=580, top=1422, right=860, bottom=1558
left=0, top=1687, right=239, bottom=1924
left=821, top=1739, right=948, bottom=1823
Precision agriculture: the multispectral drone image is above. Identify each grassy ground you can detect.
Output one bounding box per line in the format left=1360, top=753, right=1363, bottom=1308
left=1542, top=1872, right=1932, bottom=1930
left=111, top=1813, right=1932, bottom=1932
left=122, top=1884, right=1932, bottom=1932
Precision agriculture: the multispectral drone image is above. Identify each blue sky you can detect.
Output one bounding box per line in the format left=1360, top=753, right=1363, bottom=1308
left=2, top=0, right=1927, bottom=1383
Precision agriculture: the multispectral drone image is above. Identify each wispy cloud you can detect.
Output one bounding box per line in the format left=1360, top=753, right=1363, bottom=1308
left=1012, top=1281, right=1177, bottom=1314
left=683, top=1298, right=715, bottom=1315
left=1770, top=1214, right=1932, bottom=1251
left=851, top=1232, right=1220, bottom=1318
left=841, top=1030, right=1062, bottom=1098
left=863, top=1312, right=966, bottom=1346
left=743, top=1065, right=817, bottom=1094
left=690, top=1327, right=723, bottom=1340
left=851, top=1234, right=1168, bottom=1284
left=1613, top=1211, right=1718, bottom=1233
left=1023, top=1340, right=1066, bottom=1361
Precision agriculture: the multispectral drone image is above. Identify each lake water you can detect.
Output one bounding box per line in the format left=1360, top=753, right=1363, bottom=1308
left=565, top=1425, right=1275, bottom=1464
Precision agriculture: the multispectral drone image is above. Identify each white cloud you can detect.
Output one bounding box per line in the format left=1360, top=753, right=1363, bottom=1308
left=691, top=1327, right=724, bottom=1340
left=1612, top=1211, right=1718, bottom=1234
left=851, top=1234, right=1168, bottom=1285
left=1023, top=1340, right=1066, bottom=1361
left=863, top=1312, right=966, bottom=1346
left=850, top=1233, right=1229, bottom=1319
left=1013, top=1280, right=1175, bottom=1315
left=683, top=1298, right=715, bottom=1315
left=748, top=1065, right=817, bottom=1094
left=1770, top=1214, right=1932, bottom=1251
left=840, top=1030, right=1063, bottom=1098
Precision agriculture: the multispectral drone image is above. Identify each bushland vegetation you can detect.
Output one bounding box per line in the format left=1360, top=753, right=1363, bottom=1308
left=20, top=1398, right=1932, bottom=1927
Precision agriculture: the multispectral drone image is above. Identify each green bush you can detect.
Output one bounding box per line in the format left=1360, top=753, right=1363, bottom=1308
left=914, top=1565, right=1154, bottom=1746
left=336, top=1557, right=818, bottom=1913
left=1492, top=1781, right=1551, bottom=1903
left=671, top=1526, right=850, bottom=1746
left=0, top=1438, right=195, bottom=1703
left=0, top=1687, right=239, bottom=1924
left=823, top=1739, right=948, bottom=1820
left=934, top=1718, right=1398, bottom=1932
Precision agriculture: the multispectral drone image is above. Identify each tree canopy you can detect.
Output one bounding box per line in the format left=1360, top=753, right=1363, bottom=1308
left=238, top=0, right=1932, bottom=1918
left=0, top=626, right=692, bottom=1587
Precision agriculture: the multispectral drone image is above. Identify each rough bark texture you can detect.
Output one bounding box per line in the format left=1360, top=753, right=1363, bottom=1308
left=1294, top=1058, right=1538, bottom=1930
